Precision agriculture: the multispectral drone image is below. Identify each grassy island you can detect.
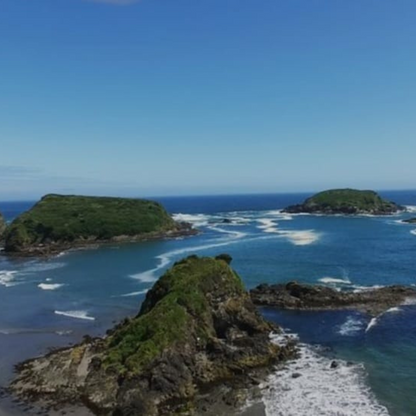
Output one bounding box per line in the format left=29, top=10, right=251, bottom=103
left=4, top=194, right=192, bottom=254
left=284, top=188, right=403, bottom=215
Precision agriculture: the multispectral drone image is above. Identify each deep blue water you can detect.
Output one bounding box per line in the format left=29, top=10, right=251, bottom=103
left=1, top=191, right=416, bottom=415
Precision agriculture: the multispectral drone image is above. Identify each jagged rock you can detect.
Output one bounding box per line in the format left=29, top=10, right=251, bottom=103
left=10, top=255, right=296, bottom=415
left=250, top=281, right=416, bottom=316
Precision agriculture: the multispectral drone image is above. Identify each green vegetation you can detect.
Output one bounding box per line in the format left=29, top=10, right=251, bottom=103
left=285, top=188, right=402, bottom=215
left=4, top=194, right=177, bottom=252
left=0, top=212, right=6, bottom=239
left=104, top=255, right=244, bottom=375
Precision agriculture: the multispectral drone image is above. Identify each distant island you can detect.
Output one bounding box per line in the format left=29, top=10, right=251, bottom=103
left=3, top=194, right=196, bottom=256
left=10, top=255, right=296, bottom=415
left=283, top=188, right=404, bottom=215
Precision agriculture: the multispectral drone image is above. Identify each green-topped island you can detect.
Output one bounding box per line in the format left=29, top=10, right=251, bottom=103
left=3, top=194, right=196, bottom=256
left=283, top=188, right=404, bottom=215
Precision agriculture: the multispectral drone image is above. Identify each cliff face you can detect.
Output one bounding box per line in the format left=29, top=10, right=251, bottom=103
left=4, top=194, right=194, bottom=255
left=11, top=255, right=295, bottom=415
left=284, top=189, right=403, bottom=215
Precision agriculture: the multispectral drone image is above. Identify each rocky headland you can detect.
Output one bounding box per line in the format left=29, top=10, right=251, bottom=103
left=9, top=255, right=296, bottom=415
left=250, top=281, right=416, bottom=316
left=283, top=189, right=404, bottom=215
left=3, top=194, right=196, bottom=256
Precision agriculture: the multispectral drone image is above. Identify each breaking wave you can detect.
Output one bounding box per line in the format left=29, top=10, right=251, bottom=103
left=338, top=316, right=364, bottom=336
left=262, top=335, right=390, bottom=415
left=54, top=310, right=95, bottom=321
left=0, top=270, right=19, bottom=287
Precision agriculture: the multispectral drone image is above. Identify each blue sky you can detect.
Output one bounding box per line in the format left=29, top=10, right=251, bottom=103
left=1, top=0, right=415, bottom=200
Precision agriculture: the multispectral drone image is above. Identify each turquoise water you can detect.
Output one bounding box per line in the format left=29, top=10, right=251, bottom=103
left=1, top=191, right=416, bottom=415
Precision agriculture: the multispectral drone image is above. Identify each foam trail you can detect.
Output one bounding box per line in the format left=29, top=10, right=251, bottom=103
left=365, top=317, right=379, bottom=332
left=119, top=289, right=149, bottom=297
left=338, top=316, right=364, bottom=336
left=411, top=229, right=416, bottom=236
left=54, top=310, right=95, bottom=321
left=172, top=213, right=210, bottom=227
left=207, top=226, right=247, bottom=239
left=38, top=283, right=64, bottom=291
left=262, top=335, right=390, bottom=415
left=319, top=277, right=351, bottom=285
left=353, top=285, right=385, bottom=293
left=257, top=219, right=320, bottom=246
left=278, top=230, right=320, bottom=246
left=386, top=307, right=401, bottom=313
left=131, top=231, right=277, bottom=283
left=257, top=219, right=279, bottom=233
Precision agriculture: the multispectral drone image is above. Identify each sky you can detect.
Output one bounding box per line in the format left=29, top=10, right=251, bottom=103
left=1, top=0, right=416, bottom=200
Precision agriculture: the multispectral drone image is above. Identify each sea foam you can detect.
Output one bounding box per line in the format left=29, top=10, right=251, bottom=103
left=338, top=316, right=364, bottom=336
left=130, top=226, right=251, bottom=283
left=119, top=289, right=149, bottom=297
left=319, top=276, right=352, bottom=285
left=38, top=283, right=64, bottom=291
left=0, top=270, right=19, bottom=287
left=54, top=310, right=95, bottom=321
left=262, top=336, right=390, bottom=416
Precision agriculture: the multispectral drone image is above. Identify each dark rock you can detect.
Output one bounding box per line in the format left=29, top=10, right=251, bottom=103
left=250, top=281, right=416, bottom=316
left=10, top=255, right=297, bottom=415
left=330, top=361, right=339, bottom=369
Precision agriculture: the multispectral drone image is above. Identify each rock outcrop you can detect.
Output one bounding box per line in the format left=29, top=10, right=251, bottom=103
left=283, top=189, right=404, bottom=215
left=4, top=194, right=196, bottom=255
left=250, top=281, right=416, bottom=316
left=10, top=255, right=296, bottom=415
left=0, top=212, right=6, bottom=240
left=403, top=218, right=416, bottom=224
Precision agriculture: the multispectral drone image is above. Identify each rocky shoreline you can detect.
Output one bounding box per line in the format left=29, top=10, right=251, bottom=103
left=8, top=255, right=297, bottom=416
left=0, top=222, right=198, bottom=258
left=250, top=281, right=416, bottom=316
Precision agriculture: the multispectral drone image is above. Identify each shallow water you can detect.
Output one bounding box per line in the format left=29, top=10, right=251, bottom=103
left=1, top=191, right=416, bottom=415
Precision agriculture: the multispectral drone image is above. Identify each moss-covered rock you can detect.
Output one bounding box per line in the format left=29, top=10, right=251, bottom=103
left=4, top=194, right=194, bottom=255
left=283, top=189, right=403, bottom=215
left=0, top=212, right=6, bottom=240
left=10, top=255, right=296, bottom=415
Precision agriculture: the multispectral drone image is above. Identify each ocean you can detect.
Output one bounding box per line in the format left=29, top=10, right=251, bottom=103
left=1, top=191, right=416, bottom=415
